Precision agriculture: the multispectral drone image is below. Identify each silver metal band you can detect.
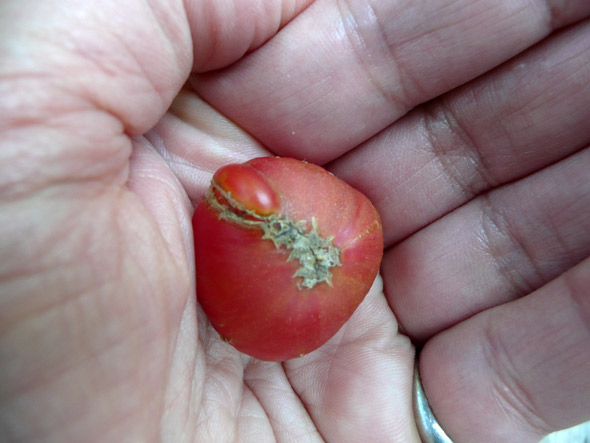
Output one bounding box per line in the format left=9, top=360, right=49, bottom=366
left=413, top=360, right=455, bottom=443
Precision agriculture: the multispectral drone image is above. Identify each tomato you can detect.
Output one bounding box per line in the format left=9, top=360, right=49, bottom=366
left=193, top=157, right=383, bottom=361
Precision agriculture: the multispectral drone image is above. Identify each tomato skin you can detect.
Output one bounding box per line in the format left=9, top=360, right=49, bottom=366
left=193, top=157, right=383, bottom=361
left=213, top=163, right=281, bottom=216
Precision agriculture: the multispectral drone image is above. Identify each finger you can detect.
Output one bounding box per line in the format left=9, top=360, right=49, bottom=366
left=0, top=0, right=192, bottom=134
left=0, top=0, right=307, bottom=196
left=186, top=0, right=313, bottom=71
left=241, top=360, right=323, bottom=441
left=145, top=89, right=271, bottom=203
left=283, top=277, right=419, bottom=442
left=193, top=0, right=590, bottom=163
left=419, top=257, right=590, bottom=442
left=330, top=18, right=590, bottom=245
left=0, top=0, right=191, bottom=200
left=384, top=145, right=590, bottom=341
left=190, top=309, right=275, bottom=441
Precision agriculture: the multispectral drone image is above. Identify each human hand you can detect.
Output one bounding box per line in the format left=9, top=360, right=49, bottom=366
left=1, top=1, right=589, bottom=442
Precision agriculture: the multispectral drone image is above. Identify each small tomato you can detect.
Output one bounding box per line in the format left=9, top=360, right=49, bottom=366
left=193, top=157, right=383, bottom=361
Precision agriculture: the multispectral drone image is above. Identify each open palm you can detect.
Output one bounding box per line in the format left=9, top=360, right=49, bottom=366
left=1, top=1, right=589, bottom=442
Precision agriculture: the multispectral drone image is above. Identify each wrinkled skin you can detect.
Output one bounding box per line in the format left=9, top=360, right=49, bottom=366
left=1, top=1, right=590, bottom=442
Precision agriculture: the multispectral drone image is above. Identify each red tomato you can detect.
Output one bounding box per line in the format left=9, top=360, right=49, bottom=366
left=193, top=157, right=383, bottom=361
